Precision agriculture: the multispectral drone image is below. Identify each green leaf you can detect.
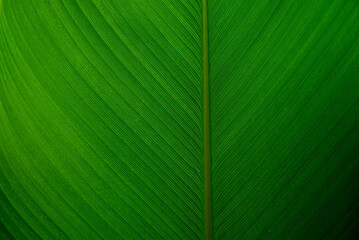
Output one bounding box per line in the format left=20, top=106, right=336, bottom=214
left=1, top=0, right=358, bottom=239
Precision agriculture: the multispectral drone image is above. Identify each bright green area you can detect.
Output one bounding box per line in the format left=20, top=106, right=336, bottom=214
left=1, top=0, right=359, bottom=239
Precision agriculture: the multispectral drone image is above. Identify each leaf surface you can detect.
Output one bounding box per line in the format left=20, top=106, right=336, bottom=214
left=1, top=0, right=359, bottom=239
left=209, top=0, right=359, bottom=239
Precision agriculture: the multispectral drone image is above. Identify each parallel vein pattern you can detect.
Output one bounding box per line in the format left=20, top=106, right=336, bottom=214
left=0, top=0, right=204, bottom=239
left=209, top=0, right=359, bottom=239
left=1, top=0, right=359, bottom=239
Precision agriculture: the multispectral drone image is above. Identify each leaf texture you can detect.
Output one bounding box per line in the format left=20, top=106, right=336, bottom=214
left=209, top=0, right=359, bottom=239
left=1, top=0, right=359, bottom=239
left=1, top=0, right=204, bottom=239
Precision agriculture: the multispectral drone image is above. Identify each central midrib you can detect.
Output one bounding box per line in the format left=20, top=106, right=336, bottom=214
left=202, top=0, right=212, bottom=239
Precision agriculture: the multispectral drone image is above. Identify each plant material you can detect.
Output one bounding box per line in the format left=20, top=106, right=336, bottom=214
left=1, top=0, right=359, bottom=239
